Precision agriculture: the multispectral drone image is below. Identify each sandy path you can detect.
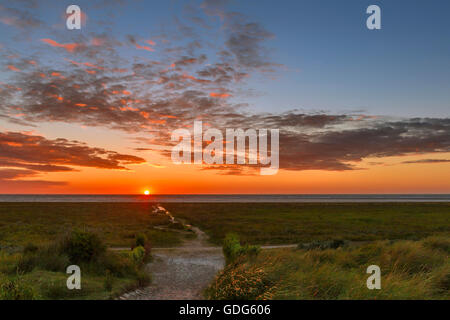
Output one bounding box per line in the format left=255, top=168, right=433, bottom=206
left=117, top=205, right=297, bottom=300
left=118, top=214, right=225, bottom=300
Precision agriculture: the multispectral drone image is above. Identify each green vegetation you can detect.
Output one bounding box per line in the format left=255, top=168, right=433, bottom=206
left=1, top=202, right=448, bottom=300
left=0, top=230, right=152, bottom=300
left=223, top=233, right=260, bottom=265
left=0, top=203, right=188, bottom=248
left=165, top=203, right=450, bottom=245
left=206, top=236, right=450, bottom=300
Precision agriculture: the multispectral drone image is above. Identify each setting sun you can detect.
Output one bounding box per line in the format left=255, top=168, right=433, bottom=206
left=144, top=190, right=150, bottom=195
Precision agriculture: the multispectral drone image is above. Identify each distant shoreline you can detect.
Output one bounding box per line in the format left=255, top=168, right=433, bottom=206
left=0, top=194, right=449, bottom=203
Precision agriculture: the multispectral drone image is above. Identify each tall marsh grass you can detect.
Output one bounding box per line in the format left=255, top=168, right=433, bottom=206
left=206, top=236, right=449, bottom=300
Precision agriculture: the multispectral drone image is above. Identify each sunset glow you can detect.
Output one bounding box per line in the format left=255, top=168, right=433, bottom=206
left=0, top=1, right=448, bottom=194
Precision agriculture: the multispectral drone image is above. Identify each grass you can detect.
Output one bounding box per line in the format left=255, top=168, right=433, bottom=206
left=164, top=202, right=450, bottom=245
left=0, top=202, right=188, bottom=248
left=0, top=201, right=448, bottom=300
left=206, top=236, right=450, bottom=300
left=0, top=230, right=151, bottom=300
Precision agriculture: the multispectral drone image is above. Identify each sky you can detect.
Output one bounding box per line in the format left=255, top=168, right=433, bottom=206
left=0, top=0, right=449, bottom=194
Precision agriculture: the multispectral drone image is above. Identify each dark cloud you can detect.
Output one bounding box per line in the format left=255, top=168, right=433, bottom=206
left=275, top=118, right=450, bottom=172
left=201, top=0, right=277, bottom=70
left=0, top=4, right=43, bottom=29
left=402, top=159, right=450, bottom=164
left=0, top=131, right=146, bottom=183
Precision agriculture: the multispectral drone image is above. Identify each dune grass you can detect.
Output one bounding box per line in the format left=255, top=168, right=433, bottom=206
left=0, top=202, right=187, bottom=248
left=206, top=236, right=450, bottom=300
left=165, top=202, right=450, bottom=245
left=0, top=230, right=151, bottom=300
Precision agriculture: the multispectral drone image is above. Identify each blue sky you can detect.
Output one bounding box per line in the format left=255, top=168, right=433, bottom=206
left=0, top=0, right=449, bottom=193
left=1, top=0, right=449, bottom=118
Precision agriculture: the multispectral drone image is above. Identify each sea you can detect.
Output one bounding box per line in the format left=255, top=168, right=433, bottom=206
left=0, top=194, right=449, bottom=203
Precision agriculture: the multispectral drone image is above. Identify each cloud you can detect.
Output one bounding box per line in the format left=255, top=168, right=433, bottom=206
left=210, top=92, right=230, bottom=98
left=0, top=0, right=449, bottom=178
left=0, top=131, right=146, bottom=184
left=201, top=0, right=277, bottom=71
left=7, top=65, right=20, bottom=72
left=402, top=159, right=450, bottom=164
left=274, top=118, right=450, bottom=172
left=0, top=5, right=42, bottom=29
left=41, top=39, right=82, bottom=53
left=127, top=35, right=155, bottom=52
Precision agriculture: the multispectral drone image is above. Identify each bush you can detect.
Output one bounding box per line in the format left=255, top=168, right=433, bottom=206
left=223, top=233, right=260, bottom=265
left=0, top=278, right=37, bottom=300
left=135, top=233, right=147, bottom=248
left=298, top=239, right=346, bottom=251
left=61, top=230, right=106, bottom=264
left=131, top=246, right=146, bottom=266
left=206, top=260, right=274, bottom=300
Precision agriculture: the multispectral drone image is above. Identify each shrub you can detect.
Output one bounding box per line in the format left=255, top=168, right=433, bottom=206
left=298, top=239, right=346, bottom=251
left=222, top=233, right=260, bottom=265
left=0, top=278, right=37, bottom=300
left=131, top=246, right=146, bottom=266
left=61, top=230, right=106, bottom=264
left=134, top=233, right=147, bottom=248
left=206, top=260, right=274, bottom=300
left=133, top=234, right=152, bottom=263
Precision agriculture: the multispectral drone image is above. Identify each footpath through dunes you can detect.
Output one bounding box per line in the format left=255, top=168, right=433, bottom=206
left=118, top=205, right=224, bottom=300
left=117, top=205, right=297, bottom=300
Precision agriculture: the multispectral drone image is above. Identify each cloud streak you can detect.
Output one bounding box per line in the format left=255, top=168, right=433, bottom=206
left=0, top=131, right=146, bottom=184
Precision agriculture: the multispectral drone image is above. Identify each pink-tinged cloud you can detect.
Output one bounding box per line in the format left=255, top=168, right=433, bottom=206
left=210, top=92, right=231, bottom=98
left=41, top=38, right=81, bottom=53
left=0, top=131, right=146, bottom=174
left=182, top=73, right=211, bottom=84
left=91, top=38, right=104, bottom=46
left=7, top=65, right=20, bottom=72
left=145, top=39, right=156, bottom=46
left=67, top=59, right=104, bottom=70
left=135, top=43, right=155, bottom=52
